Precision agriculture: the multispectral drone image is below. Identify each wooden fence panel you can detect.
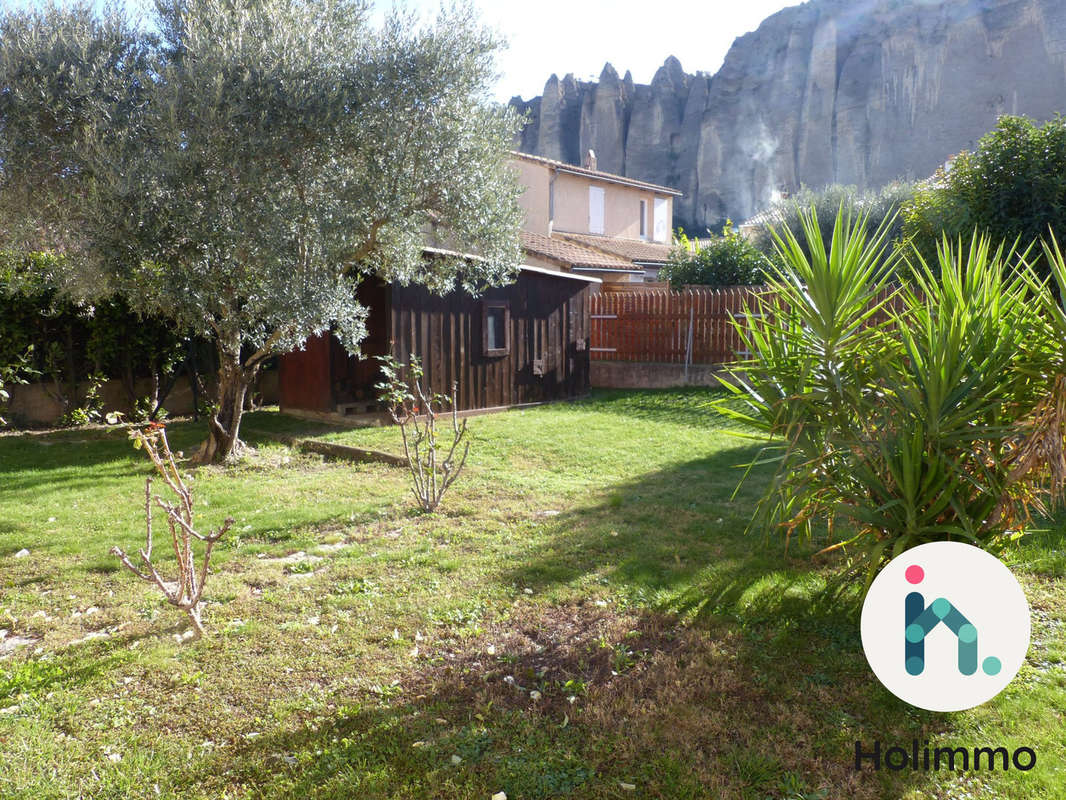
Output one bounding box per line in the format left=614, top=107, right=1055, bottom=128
left=588, top=284, right=902, bottom=365
left=589, top=285, right=769, bottom=365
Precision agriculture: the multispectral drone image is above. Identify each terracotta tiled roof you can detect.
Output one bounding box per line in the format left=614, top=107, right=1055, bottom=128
left=556, top=232, right=672, bottom=264
left=739, top=208, right=785, bottom=228
left=511, top=151, right=683, bottom=197
left=520, top=230, right=640, bottom=271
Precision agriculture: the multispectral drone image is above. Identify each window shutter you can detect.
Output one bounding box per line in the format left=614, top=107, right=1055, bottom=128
left=589, top=186, right=605, bottom=234
left=653, top=197, right=668, bottom=242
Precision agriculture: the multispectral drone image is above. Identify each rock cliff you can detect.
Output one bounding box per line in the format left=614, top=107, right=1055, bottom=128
left=509, top=0, right=1066, bottom=231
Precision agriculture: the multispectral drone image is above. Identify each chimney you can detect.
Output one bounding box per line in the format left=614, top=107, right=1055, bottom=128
left=584, top=149, right=597, bottom=171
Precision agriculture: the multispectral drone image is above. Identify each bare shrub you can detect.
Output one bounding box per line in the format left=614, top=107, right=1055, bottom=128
left=377, top=355, right=469, bottom=512
left=111, top=424, right=232, bottom=637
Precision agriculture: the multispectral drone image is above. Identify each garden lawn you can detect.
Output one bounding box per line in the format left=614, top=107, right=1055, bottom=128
left=1, top=388, right=1064, bottom=800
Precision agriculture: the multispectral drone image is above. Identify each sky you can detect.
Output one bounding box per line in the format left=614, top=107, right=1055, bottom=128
left=15, top=0, right=800, bottom=102
left=373, top=1, right=800, bottom=102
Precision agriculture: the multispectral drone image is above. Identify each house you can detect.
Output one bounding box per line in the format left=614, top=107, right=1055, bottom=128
left=511, top=151, right=682, bottom=285
left=278, top=150, right=680, bottom=420
left=278, top=253, right=599, bottom=420
left=737, top=207, right=782, bottom=240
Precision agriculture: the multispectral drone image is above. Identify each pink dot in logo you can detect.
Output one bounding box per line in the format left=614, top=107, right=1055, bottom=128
left=905, top=565, right=925, bottom=584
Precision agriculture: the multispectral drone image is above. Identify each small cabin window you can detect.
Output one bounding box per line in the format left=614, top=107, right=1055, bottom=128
left=639, top=199, right=648, bottom=239
left=483, top=301, right=510, bottom=356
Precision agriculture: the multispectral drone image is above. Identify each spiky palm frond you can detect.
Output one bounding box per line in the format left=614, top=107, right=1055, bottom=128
left=723, top=209, right=1061, bottom=576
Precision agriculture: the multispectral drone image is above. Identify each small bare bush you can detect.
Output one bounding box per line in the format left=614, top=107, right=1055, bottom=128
left=111, top=424, right=232, bottom=637
left=377, top=355, right=469, bottom=512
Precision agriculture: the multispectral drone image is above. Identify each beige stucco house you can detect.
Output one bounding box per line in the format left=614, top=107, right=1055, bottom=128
left=511, top=151, right=682, bottom=285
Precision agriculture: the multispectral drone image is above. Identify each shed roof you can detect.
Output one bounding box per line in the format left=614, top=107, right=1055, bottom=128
left=422, top=243, right=603, bottom=283
left=519, top=264, right=601, bottom=284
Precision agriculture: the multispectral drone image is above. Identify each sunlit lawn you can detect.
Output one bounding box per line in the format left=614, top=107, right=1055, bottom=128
left=1, top=389, right=1064, bottom=799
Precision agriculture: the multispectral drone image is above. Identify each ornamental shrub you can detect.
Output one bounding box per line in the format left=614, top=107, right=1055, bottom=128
left=722, top=207, right=1066, bottom=577
left=661, top=221, right=767, bottom=287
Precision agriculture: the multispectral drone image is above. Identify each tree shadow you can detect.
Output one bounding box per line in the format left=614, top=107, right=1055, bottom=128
left=174, top=602, right=935, bottom=800
left=498, top=441, right=813, bottom=608
left=0, top=411, right=342, bottom=481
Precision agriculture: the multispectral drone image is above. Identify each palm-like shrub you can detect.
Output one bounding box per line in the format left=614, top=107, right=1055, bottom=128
left=722, top=208, right=1063, bottom=576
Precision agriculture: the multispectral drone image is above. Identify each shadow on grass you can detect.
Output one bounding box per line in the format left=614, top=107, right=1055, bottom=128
left=177, top=601, right=937, bottom=800
left=160, top=440, right=948, bottom=799
left=479, top=446, right=951, bottom=792
left=0, top=411, right=342, bottom=482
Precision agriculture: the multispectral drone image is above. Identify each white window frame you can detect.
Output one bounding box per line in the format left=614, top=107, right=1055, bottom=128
left=639, top=199, right=648, bottom=239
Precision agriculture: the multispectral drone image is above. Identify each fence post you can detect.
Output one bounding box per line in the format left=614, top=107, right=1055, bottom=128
left=684, top=302, right=694, bottom=381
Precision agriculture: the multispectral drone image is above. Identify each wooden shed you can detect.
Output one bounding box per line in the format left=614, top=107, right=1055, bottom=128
left=278, top=264, right=600, bottom=420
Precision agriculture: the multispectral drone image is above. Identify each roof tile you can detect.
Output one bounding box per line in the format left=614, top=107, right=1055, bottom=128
left=520, top=231, right=639, bottom=270
left=556, top=232, right=672, bottom=264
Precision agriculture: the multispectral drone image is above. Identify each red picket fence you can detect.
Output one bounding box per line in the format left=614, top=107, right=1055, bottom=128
left=589, top=284, right=906, bottom=365
left=589, top=286, right=766, bottom=364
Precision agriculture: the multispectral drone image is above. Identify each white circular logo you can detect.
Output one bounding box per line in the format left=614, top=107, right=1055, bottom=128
left=860, top=541, right=1030, bottom=712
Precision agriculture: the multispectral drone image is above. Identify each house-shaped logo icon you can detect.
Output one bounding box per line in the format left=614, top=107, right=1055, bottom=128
left=861, top=542, right=1030, bottom=712
left=902, top=563, right=1001, bottom=678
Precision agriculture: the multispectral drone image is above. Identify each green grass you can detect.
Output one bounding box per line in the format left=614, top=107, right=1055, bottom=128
left=1, top=388, right=1064, bottom=799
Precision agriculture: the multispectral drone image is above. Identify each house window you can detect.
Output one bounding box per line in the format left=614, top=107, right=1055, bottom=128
left=589, top=186, right=605, bottom=234
left=639, top=199, right=648, bottom=239
left=483, top=301, right=510, bottom=356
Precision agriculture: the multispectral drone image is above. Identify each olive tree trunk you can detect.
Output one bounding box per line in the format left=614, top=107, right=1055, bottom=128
left=193, top=340, right=258, bottom=464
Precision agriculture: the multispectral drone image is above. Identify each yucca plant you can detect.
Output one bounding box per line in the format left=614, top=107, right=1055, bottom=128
left=720, top=207, right=901, bottom=552
left=721, top=207, right=1059, bottom=577
left=1009, top=233, right=1066, bottom=499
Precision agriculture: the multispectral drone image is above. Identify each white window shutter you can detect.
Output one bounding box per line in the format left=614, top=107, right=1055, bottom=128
left=589, top=186, right=605, bottom=234
left=653, top=197, right=668, bottom=242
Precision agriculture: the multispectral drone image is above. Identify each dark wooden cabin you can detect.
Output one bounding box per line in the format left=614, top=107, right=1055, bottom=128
left=278, top=265, right=600, bottom=419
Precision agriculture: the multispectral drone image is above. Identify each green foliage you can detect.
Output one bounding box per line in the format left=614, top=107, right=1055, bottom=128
left=0, top=0, right=524, bottom=459
left=0, top=345, right=37, bottom=426
left=750, top=183, right=915, bottom=267
left=57, top=372, right=106, bottom=427
left=661, top=221, right=767, bottom=287
left=901, top=115, right=1066, bottom=274
left=720, top=207, right=1064, bottom=576
left=0, top=253, right=189, bottom=423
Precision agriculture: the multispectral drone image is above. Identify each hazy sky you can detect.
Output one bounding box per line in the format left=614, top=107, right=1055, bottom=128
left=18, top=0, right=800, bottom=102
left=373, top=1, right=800, bottom=102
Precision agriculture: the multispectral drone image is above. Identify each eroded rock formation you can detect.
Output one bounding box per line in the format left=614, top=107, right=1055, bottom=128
left=509, top=0, right=1066, bottom=231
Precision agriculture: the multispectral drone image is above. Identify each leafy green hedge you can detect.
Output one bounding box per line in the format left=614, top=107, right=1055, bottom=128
left=1, top=253, right=195, bottom=420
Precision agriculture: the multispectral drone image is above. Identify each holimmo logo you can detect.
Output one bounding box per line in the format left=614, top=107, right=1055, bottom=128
left=860, top=541, right=1031, bottom=712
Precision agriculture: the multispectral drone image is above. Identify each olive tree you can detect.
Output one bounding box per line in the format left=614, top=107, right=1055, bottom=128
left=0, top=0, right=524, bottom=461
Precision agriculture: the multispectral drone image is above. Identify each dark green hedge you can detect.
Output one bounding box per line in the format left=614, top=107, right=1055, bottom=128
left=1, top=253, right=201, bottom=418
